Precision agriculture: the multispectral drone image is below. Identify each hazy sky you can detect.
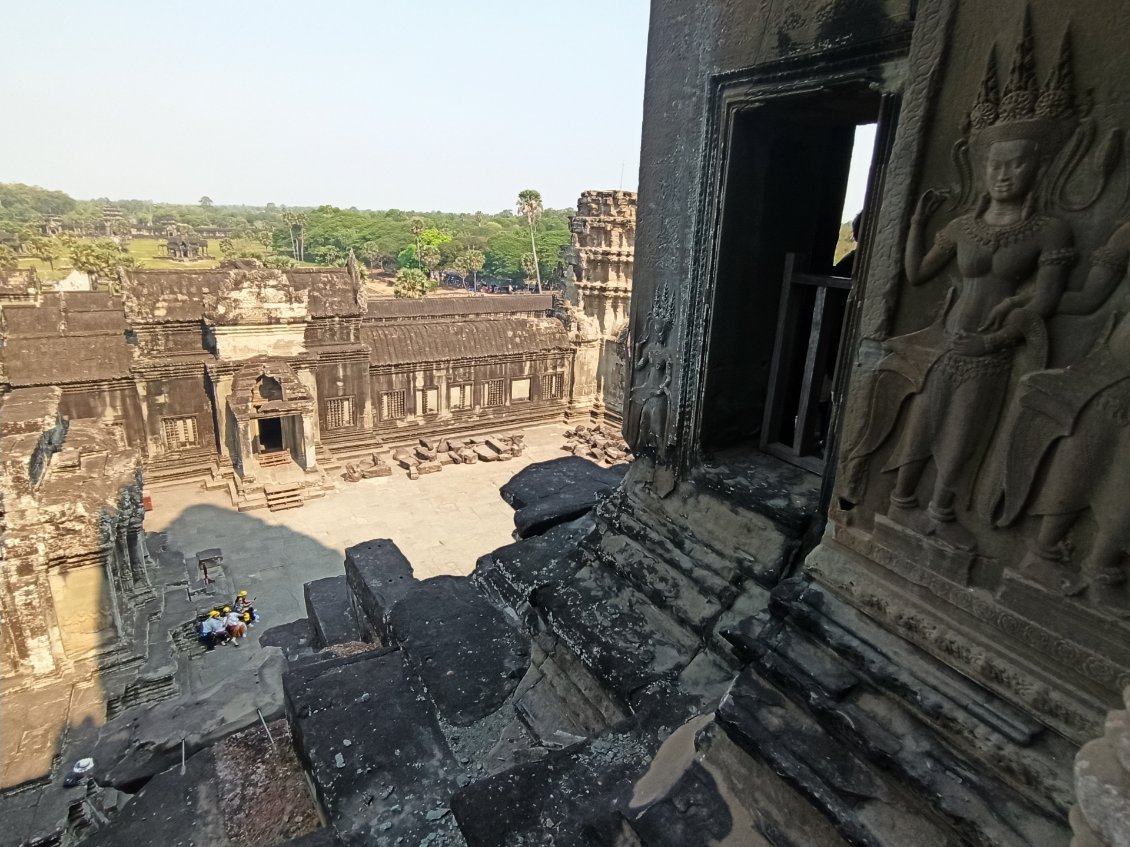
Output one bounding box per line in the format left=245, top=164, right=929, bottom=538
left=1, top=1, right=651, bottom=212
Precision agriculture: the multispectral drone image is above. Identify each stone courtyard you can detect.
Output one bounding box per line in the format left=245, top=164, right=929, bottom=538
left=147, top=421, right=572, bottom=617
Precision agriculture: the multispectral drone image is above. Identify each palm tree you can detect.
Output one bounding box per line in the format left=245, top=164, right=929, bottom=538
left=281, top=212, right=299, bottom=259
left=465, top=248, right=485, bottom=290
left=517, top=189, right=544, bottom=292
left=295, top=213, right=307, bottom=262
left=409, top=217, right=426, bottom=259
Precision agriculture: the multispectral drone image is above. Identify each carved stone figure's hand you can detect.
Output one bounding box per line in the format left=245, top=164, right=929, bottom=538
left=979, top=298, right=1020, bottom=332
left=951, top=330, right=990, bottom=357
left=913, top=188, right=950, bottom=223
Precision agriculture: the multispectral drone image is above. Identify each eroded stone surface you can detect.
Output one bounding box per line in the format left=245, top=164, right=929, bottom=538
left=388, top=577, right=530, bottom=727
left=284, top=648, right=463, bottom=846
left=305, top=575, right=361, bottom=649
left=343, top=539, right=418, bottom=642
left=500, top=455, right=627, bottom=538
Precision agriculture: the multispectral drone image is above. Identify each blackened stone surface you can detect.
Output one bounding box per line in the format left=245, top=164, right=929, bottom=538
left=534, top=563, right=701, bottom=708
left=724, top=579, right=1072, bottom=845
left=285, top=647, right=462, bottom=846
left=260, top=617, right=316, bottom=666
left=694, top=451, right=820, bottom=536
left=625, top=761, right=735, bottom=847
left=388, top=576, right=530, bottom=727
left=473, top=516, right=592, bottom=610
left=304, top=575, right=360, bottom=648
left=451, top=730, right=655, bottom=847
left=85, top=749, right=227, bottom=847
left=500, top=456, right=626, bottom=509
left=343, top=539, right=417, bottom=641
left=500, top=456, right=626, bottom=538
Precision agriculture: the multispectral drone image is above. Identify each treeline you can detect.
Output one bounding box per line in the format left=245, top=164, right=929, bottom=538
left=0, top=183, right=573, bottom=283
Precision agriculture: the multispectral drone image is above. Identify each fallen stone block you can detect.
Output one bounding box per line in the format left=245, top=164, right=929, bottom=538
left=361, top=465, right=392, bottom=478
left=475, top=445, right=498, bottom=462
left=418, top=461, right=442, bottom=474
left=437, top=452, right=456, bottom=466
left=485, top=438, right=507, bottom=454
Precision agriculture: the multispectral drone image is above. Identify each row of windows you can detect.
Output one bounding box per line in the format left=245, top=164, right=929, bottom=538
left=374, top=374, right=566, bottom=423
left=160, top=373, right=567, bottom=445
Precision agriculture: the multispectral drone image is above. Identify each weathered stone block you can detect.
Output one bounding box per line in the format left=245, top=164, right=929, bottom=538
left=388, top=576, right=530, bottom=726
left=285, top=649, right=460, bottom=845
left=343, top=540, right=417, bottom=642
left=304, top=576, right=361, bottom=649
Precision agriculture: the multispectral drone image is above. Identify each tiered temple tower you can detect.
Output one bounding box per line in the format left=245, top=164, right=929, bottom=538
left=561, top=190, right=636, bottom=422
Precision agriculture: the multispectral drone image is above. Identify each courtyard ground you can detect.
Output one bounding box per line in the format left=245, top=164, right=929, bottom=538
left=146, top=421, right=577, bottom=692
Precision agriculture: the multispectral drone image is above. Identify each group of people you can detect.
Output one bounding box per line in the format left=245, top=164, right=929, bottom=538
left=198, top=590, right=259, bottom=651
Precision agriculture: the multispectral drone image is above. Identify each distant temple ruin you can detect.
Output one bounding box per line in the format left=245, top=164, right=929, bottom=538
left=0, top=222, right=636, bottom=705
left=561, top=190, right=636, bottom=421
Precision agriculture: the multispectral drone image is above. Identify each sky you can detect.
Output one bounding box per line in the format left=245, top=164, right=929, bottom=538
left=1, top=1, right=651, bottom=212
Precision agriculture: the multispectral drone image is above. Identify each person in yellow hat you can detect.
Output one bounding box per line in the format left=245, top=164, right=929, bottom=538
left=233, top=590, right=259, bottom=626
left=222, top=606, right=246, bottom=645
left=199, top=609, right=228, bottom=651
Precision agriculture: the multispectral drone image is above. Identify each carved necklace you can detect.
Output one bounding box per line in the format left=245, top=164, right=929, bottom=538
left=960, top=212, right=1050, bottom=250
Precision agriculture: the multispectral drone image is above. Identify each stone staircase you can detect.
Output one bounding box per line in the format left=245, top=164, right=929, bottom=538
left=264, top=481, right=305, bottom=511
left=257, top=450, right=292, bottom=469
left=269, top=456, right=1074, bottom=845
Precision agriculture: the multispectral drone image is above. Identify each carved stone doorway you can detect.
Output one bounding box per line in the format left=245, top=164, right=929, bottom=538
left=258, top=416, right=284, bottom=453
left=698, top=84, right=889, bottom=478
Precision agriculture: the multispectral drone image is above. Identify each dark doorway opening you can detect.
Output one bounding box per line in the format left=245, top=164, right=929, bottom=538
left=259, top=417, right=283, bottom=452
left=699, top=87, right=884, bottom=473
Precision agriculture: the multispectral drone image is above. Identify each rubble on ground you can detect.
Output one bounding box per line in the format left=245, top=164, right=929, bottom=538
left=560, top=424, right=631, bottom=466
left=344, top=433, right=528, bottom=482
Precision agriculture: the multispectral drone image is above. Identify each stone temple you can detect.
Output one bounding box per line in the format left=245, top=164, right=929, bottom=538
left=6, top=1, right=1130, bottom=845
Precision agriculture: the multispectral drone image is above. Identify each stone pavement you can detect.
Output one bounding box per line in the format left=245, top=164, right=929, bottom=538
left=145, top=422, right=583, bottom=692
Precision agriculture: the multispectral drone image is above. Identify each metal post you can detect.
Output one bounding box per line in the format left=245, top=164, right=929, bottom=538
left=257, top=708, right=276, bottom=750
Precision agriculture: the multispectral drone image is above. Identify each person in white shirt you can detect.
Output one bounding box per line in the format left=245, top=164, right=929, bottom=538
left=222, top=606, right=246, bottom=645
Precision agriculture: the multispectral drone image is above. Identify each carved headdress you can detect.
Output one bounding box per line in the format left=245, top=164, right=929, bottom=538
left=967, top=12, right=1077, bottom=160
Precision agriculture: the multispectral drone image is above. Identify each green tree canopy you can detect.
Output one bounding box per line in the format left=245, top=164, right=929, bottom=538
left=393, top=267, right=437, bottom=299
left=0, top=244, right=19, bottom=271
left=25, top=235, right=65, bottom=269
left=70, top=239, right=137, bottom=292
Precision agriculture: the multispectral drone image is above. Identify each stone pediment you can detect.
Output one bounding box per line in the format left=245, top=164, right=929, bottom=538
left=227, top=357, right=314, bottom=420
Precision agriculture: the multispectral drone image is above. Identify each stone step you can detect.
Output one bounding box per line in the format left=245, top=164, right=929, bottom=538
left=595, top=531, right=729, bottom=640
left=284, top=647, right=464, bottom=845
left=531, top=559, right=702, bottom=711
left=451, top=729, right=657, bottom=847
left=303, top=576, right=361, bottom=649
left=265, top=483, right=305, bottom=512
left=719, top=580, right=1073, bottom=845
left=258, top=451, right=293, bottom=468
